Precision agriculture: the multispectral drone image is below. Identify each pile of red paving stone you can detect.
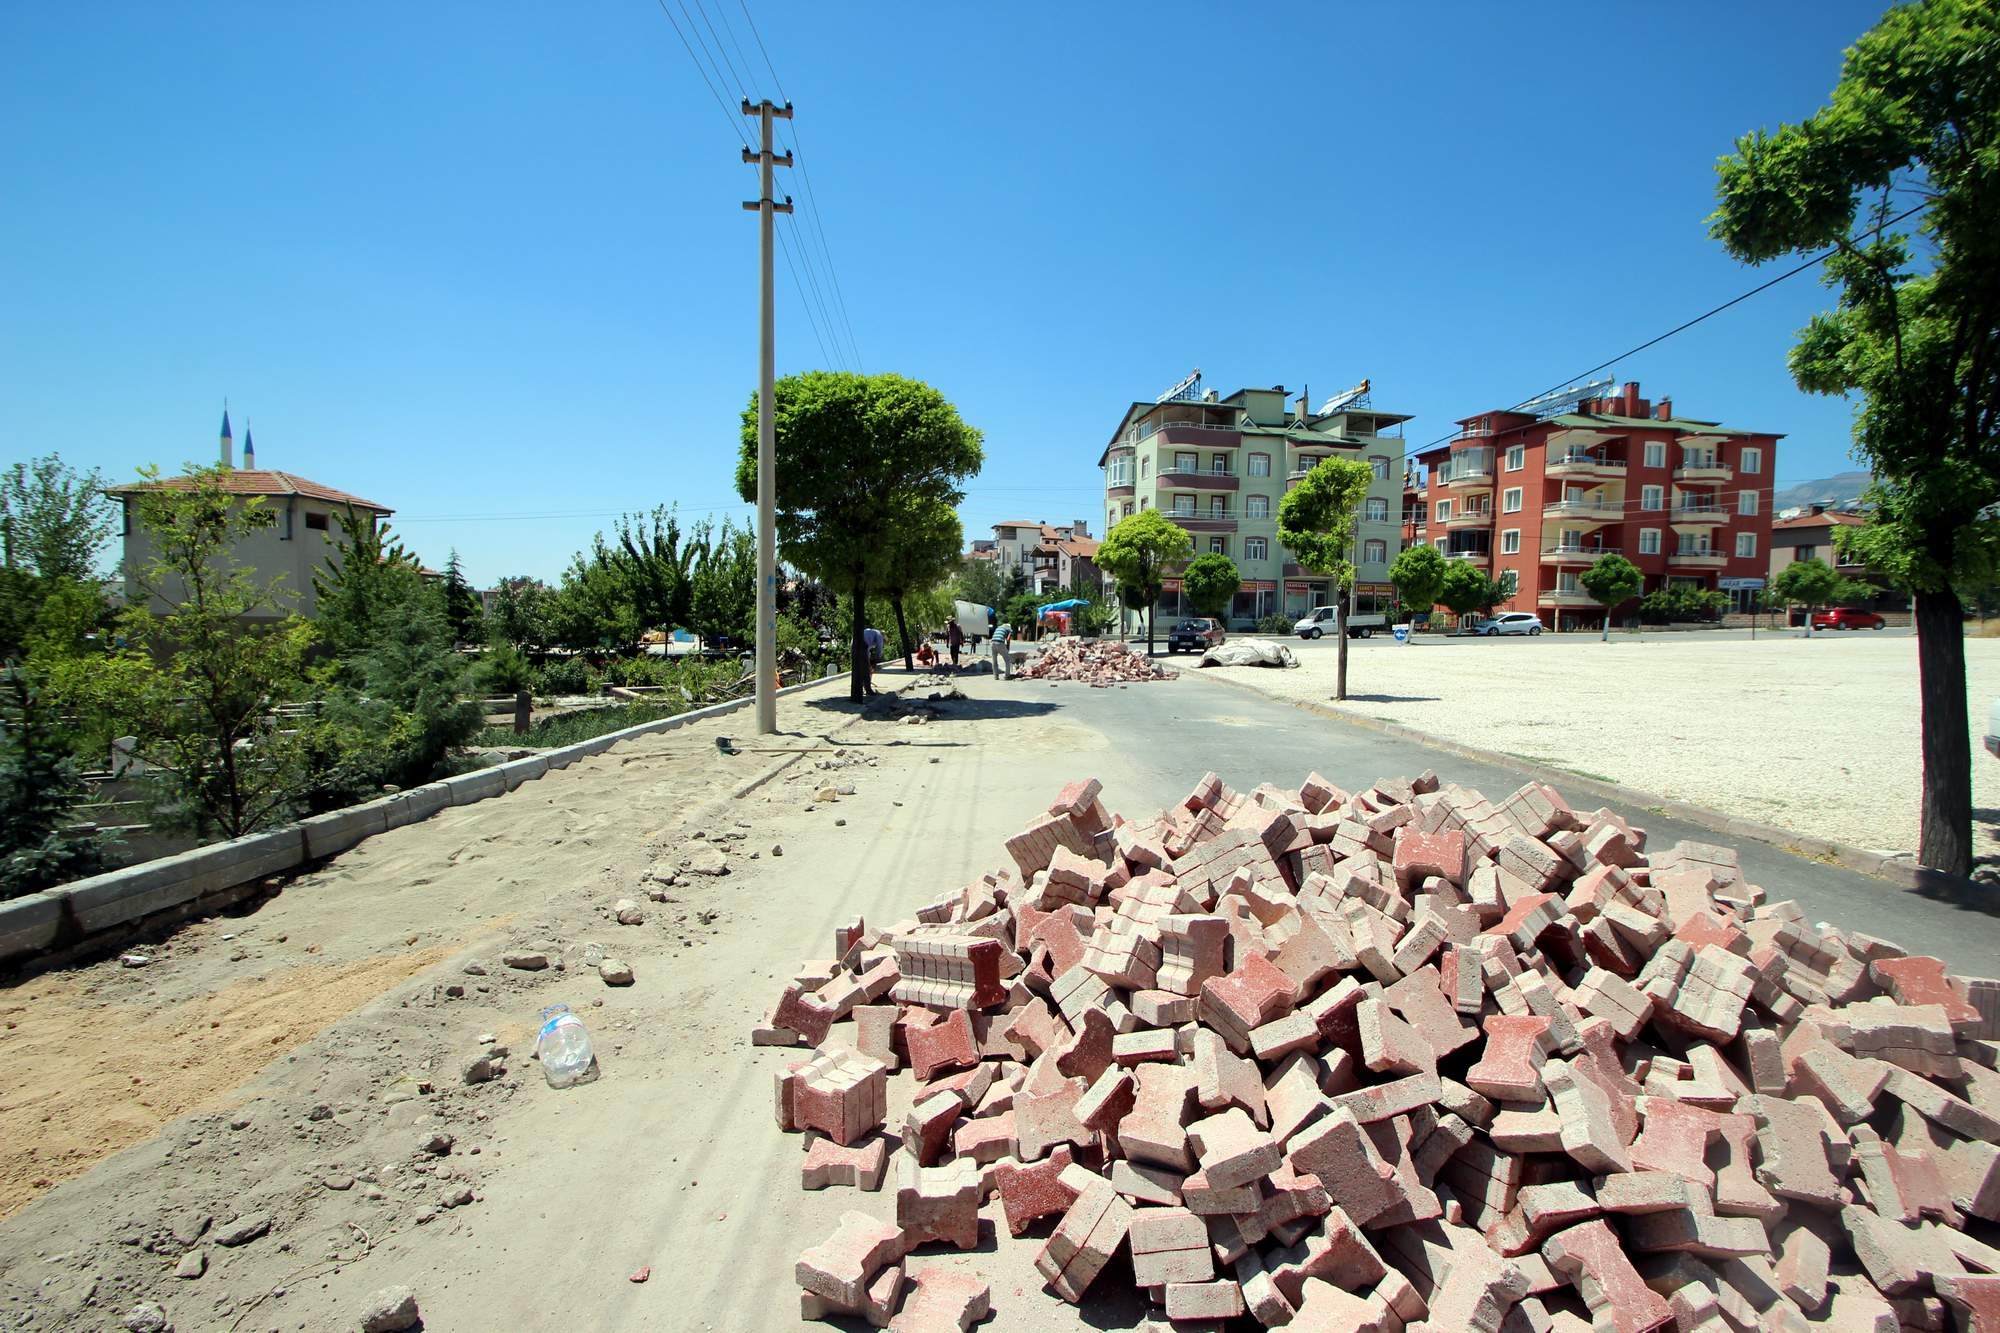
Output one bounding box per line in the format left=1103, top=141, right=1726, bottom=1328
left=758, top=769, right=2000, bottom=1331
left=1014, top=638, right=1176, bottom=685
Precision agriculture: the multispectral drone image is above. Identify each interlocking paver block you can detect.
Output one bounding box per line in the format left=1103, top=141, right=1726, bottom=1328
left=790, top=1048, right=890, bottom=1147
left=1542, top=1219, right=1674, bottom=1333
left=1188, top=1106, right=1281, bottom=1190
left=886, top=1269, right=990, bottom=1333
left=992, top=1144, right=1079, bottom=1235
left=891, top=934, right=1007, bottom=1011
left=797, top=1210, right=908, bottom=1313
left=803, top=1134, right=890, bottom=1191
left=896, top=1155, right=982, bottom=1251
left=1466, top=1014, right=1553, bottom=1101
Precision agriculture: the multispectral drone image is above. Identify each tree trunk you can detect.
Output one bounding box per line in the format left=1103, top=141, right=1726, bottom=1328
left=1145, top=590, right=1155, bottom=656
left=1335, top=613, right=1349, bottom=701
left=1915, top=587, right=1972, bottom=877
left=891, top=593, right=915, bottom=671
left=849, top=574, right=869, bottom=702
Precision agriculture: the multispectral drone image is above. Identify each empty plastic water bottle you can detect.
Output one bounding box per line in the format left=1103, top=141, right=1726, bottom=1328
left=535, top=1004, right=598, bottom=1088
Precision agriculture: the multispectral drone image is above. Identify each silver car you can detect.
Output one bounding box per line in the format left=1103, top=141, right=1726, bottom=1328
left=1475, top=612, right=1544, bottom=636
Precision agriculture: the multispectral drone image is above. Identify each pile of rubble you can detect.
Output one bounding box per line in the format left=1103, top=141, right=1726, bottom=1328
left=1015, top=639, right=1176, bottom=685
left=758, top=771, right=2000, bottom=1331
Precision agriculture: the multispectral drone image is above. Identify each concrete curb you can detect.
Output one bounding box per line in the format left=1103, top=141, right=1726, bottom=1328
left=1186, top=666, right=1979, bottom=901
left=0, top=675, right=844, bottom=967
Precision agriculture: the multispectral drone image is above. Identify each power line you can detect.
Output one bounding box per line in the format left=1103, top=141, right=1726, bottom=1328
left=649, top=0, right=748, bottom=149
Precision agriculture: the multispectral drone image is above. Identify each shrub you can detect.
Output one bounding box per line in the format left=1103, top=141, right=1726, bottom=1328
left=531, top=656, right=600, bottom=696
left=1255, top=614, right=1295, bottom=635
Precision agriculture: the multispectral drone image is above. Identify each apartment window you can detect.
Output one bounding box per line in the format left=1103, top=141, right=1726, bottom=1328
left=1173, top=496, right=1195, bottom=516
left=1139, top=497, right=1148, bottom=510
left=1738, top=489, right=1758, bottom=516
left=1123, top=502, right=1134, bottom=518
left=1246, top=495, right=1269, bottom=519
left=1735, top=532, right=1757, bottom=558
left=1499, top=570, right=1519, bottom=597
left=1247, top=453, right=1271, bottom=477
left=305, top=511, right=329, bottom=532
left=1108, top=509, right=1117, bottom=531
left=1174, top=452, right=1197, bottom=473
left=1502, top=487, right=1522, bottom=514
left=1740, top=446, right=1762, bottom=474
left=1364, top=497, right=1389, bottom=522
left=1210, top=454, right=1230, bottom=475
left=1500, top=529, right=1521, bottom=555
left=1641, top=485, right=1664, bottom=511
left=1506, top=445, right=1525, bottom=472
left=1363, top=539, right=1387, bottom=563
left=1369, top=455, right=1390, bottom=481
left=1106, top=456, right=1132, bottom=488
left=1210, top=537, right=1227, bottom=555
left=1209, top=496, right=1226, bottom=517
left=1435, top=498, right=1453, bottom=521
left=1558, top=572, right=1581, bottom=593
left=1246, top=537, right=1268, bottom=560
left=1638, top=528, right=1661, bottom=555
left=1796, top=545, right=1816, bottom=562
left=1643, top=441, right=1665, bottom=468
left=1140, top=457, right=1150, bottom=478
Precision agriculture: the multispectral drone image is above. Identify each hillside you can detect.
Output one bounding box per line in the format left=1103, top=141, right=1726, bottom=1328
left=1772, top=470, right=1870, bottom=511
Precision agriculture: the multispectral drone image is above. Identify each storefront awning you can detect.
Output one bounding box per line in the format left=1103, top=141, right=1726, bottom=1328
left=1242, top=580, right=1276, bottom=592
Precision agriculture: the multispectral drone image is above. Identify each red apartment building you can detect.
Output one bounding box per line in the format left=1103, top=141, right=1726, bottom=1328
left=1410, top=382, right=1779, bottom=629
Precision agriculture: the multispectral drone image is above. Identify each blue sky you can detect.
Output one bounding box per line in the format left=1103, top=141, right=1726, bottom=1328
left=1, top=1, right=1893, bottom=584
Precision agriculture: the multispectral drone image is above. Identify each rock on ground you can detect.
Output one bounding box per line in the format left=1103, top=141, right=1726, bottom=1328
left=358, top=1284, right=420, bottom=1332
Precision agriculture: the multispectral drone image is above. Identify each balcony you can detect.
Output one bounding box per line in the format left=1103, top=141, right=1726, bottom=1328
left=1443, top=507, right=1494, bottom=530
left=1668, top=548, right=1727, bottom=569
left=1170, top=510, right=1237, bottom=534
left=1159, top=468, right=1239, bottom=491
left=1442, top=549, right=1491, bottom=567
left=1545, top=452, right=1628, bottom=481
left=1673, top=458, right=1733, bottom=482
left=1158, top=423, right=1241, bottom=449
left=1437, top=468, right=1494, bottom=491
left=1543, top=497, right=1622, bottom=524
left=1670, top=504, right=1727, bottom=526
left=1539, top=589, right=1599, bottom=608
left=1540, top=544, right=1621, bottom=565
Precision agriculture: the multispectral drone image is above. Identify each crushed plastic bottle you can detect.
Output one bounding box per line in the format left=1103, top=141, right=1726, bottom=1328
left=535, top=1004, right=599, bottom=1088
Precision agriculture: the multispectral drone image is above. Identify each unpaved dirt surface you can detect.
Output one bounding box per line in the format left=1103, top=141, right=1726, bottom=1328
left=1202, top=632, right=2000, bottom=858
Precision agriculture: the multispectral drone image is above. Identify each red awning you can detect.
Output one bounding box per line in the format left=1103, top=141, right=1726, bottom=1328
left=1161, top=579, right=1182, bottom=593
left=1284, top=582, right=1313, bottom=594
left=1242, top=580, right=1276, bottom=592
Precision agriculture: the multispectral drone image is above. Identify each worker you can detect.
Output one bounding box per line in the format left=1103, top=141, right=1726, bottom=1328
left=862, top=625, right=885, bottom=696
left=946, top=618, right=965, bottom=671
left=991, top=620, right=1012, bottom=679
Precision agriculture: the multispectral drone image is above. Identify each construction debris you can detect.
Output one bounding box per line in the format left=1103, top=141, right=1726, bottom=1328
left=759, top=770, right=2000, bottom=1330
left=1015, top=640, right=1176, bottom=686
left=1199, top=639, right=1300, bottom=669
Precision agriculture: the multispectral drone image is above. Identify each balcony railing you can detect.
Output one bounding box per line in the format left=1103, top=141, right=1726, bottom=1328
left=1541, top=544, right=1621, bottom=562
left=1672, top=504, right=1727, bottom=523
left=1539, top=589, right=1599, bottom=607
left=1159, top=468, right=1240, bottom=491
left=1673, top=458, right=1733, bottom=480
left=1170, top=508, right=1235, bottom=521
left=1443, top=508, right=1493, bottom=528
left=1546, top=452, right=1627, bottom=478
left=1543, top=498, right=1622, bottom=521
left=1443, top=548, right=1492, bottom=563
left=1669, top=548, right=1727, bottom=567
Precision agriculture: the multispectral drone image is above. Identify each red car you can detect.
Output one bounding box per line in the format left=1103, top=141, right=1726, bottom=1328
left=1810, top=607, right=1887, bottom=631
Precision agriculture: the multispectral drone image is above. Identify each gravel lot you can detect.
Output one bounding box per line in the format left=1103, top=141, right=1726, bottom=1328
left=1200, top=631, right=2000, bottom=859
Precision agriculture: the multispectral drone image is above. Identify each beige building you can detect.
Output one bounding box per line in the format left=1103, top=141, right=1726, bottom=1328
left=111, top=412, right=392, bottom=621
left=1098, top=376, right=1409, bottom=627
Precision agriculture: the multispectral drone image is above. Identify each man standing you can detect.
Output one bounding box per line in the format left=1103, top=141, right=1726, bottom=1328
left=990, top=620, right=1012, bottom=679
left=946, top=618, right=965, bottom=672
left=863, top=625, right=885, bottom=696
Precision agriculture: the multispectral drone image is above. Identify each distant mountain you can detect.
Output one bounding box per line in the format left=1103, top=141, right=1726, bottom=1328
left=1772, top=471, right=1871, bottom=512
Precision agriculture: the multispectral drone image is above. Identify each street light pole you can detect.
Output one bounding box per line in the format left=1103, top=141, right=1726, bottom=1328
left=742, top=99, right=793, bottom=736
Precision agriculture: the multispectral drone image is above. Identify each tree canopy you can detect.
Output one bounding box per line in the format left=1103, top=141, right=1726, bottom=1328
left=1388, top=544, right=1448, bottom=619
left=1096, top=509, right=1191, bottom=655
left=1579, top=553, right=1643, bottom=640
left=1279, top=458, right=1375, bottom=698
left=1181, top=552, right=1240, bottom=621
left=1, top=454, right=116, bottom=582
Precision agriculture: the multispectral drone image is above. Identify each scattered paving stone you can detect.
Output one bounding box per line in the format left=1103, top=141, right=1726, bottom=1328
left=358, top=1284, right=420, bottom=1333
left=211, top=1212, right=271, bottom=1247
left=174, top=1249, right=206, bottom=1279
left=419, top=1133, right=454, bottom=1157
left=600, top=959, right=635, bottom=987
left=120, top=1304, right=170, bottom=1333
left=462, top=1055, right=503, bottom=1084
left=501, top=951, right=548, bottom=971
left=613, top=898, right=645, bottom=926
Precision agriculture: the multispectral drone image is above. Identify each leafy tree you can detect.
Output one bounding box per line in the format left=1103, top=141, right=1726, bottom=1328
left=953, top=556, right=1006, bottom=610
left=1278, top=457, right=1374, bottom=700
left=0, top=670, right=110, bottom=898
left=441, top=549, right=484, bottom=647
left=1437, top=559, right=1495, bottom=623
left=1, top=454, right=116, bottom=582
left=1771, top=557, right=1874, bottom=634
left=487, top=576, right=553, bottom=652
left=312, top=507, right=423, bottom=662
left=90, top=466, right=317, bottom=838
left=1181, top=552, right=1241, bottom=621
left=1389, top=544, right=1448, bottom=621
left=1640, top=584, right=1730, bottom=623
left=1096, top=510, right=1193, bottom=655
left=1066, top=571, right=1116, bottom=637
left=608, top=507, right=696, bottom=635
left=1709, top=0, right=2000, bottom=873
left=1004, top=592, right=1044, bottom=635
left=879, top=498, right=964, bottom=669
left=688, top=518, right=756, bottom=648
left=734, top=371, right=984, bottom=701
left=1579, top=553, right=1644, bottom=641
left=549, top=546, right=643, bottom=655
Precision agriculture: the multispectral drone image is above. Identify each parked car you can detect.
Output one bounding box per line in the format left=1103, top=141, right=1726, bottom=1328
left=1473, top=612, right=1544, bottom=637
left=1167, top=617, right=1226, bottom=654
left=1811, top=607, right=1887, bottom=631
left=1291, top=606, right=1387, bottom=639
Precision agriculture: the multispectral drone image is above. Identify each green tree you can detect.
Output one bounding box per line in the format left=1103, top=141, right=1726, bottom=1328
left=952, top=556, right=1005, bottom=611
left=487, top=576, right=553, bottom=653
left=1709, top=0, right=2000, bottom=874
left=1437, top=559, right=1494, bottom=624
left=879, top=498, right=964, bottom=670
left=549, top=546, right=643, bottom=655
left=312, top=507, right=423, bottom=662
left=1004, top=591, right=1044, bottom=635
left=1579, top=553, right=1644, bottom=641
left=609, top=507, right=697, bottom=635
left=1181, top=552, right=1241, bottom=621
left=92, top=466, right=317, bottom=838
left=734, top=371, right=984, bottom=701
left=2, top=454, right=116, bottom=582
left=441, top=549, right=484, bottom=647
left=1278, top=457, right=1374, bottom=700
left=1389, top=544, right=1448, bottom=624
left=688, top=517, right=757, bottom=648
left=1095, top=510, right=1193, bottom=656
left=0, top=670, right=110, bottom=898
left=1770, top=557, right=1874, bottom=634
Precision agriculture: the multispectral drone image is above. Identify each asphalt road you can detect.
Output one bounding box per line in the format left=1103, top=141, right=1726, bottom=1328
left=981, top=665, right=1998, bottom=971
left=1141, top=624, right=1915, bottom=653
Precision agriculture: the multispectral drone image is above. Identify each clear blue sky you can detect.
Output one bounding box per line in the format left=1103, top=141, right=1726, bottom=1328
left=1, top=1, right=1894, bottom=585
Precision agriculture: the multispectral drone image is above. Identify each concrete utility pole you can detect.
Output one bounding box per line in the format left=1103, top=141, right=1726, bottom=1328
left=742, top=99, right=794, bottom=736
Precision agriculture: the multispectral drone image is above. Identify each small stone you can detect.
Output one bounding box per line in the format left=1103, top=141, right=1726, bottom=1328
left=835, top=819, right=847, bottom=828
left=322, top=1175, right=354, bottom=1192
left=462, top=961, right=487, bottom=976
left=358, top=1284, right=420, bottom=1333
left=817, top=786, right=839, bottom=801
left=175, top=1249, right=207, bottom=1279
left=419, top=1133, right=454, bottom=1157
left=213, top=1212, right=271, bottom=1247
left=228, top=1116, right=251, bottom=1131
left=612, top=899, right=645, bottom=926
left=685, top=845, right=730, bottom=876
left=121, top=1303, right=170, bottom=1332
left=771, top=845, right=783, bottom=857
left=835, top=783, right=856, bottom=796
left=440, top=1186, right=474, bottom=1208
left=462, top=1055, right=503, bottom=1085
left=501, top=951, right=548, bottom=971
left=600, top=960, right=635, bottom=987
left=477, top=1033, right=497, bottom=1045
left=119, top=953, right=150, bottom=969
left=307, top=1105, right=332, bottom=1122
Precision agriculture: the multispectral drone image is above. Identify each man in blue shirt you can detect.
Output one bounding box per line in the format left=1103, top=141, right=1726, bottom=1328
left=862, top=625, right=885, bottom=696
left=991, top=621, right=1012, bottom=679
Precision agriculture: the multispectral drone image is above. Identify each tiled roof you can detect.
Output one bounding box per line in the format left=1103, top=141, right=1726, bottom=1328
left=110, top=470, right=392, bottom=513
left=1057, top=537, right=1101, bottom=558
left=1771, top=510, right=1865, bottom=531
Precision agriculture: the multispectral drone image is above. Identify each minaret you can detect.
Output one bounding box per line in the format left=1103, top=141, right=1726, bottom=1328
left=242, top=423, right=256, bottom=470
left=220, top=406, right=234, bottom=468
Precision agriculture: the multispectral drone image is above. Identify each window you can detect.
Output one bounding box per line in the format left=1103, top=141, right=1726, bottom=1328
left=1246, top=495, right=1269, bottom=519
left=1738, top=489, right=1757, bottom=516
left=1369, top=456, right=1390, bottom=480
left=1740, top=446, right=1762, bottom=474
left=1506, top=445, right=1525, bottom=472
left=1797, top=545, right=1817, bottom=563
left=1499, top=570, right=1519, bottom=597
left=1210, top=454, right=1229, bottom=475
left=1641, top=485, right=1664, bottom=511
left=1502, top=487, right=1523, bottom=514
left=1435, top=498, right=1453, bottom=521
left=1173, top=452, right=1197, bottom=473
left=1735, top=532, right=1757, bottom=558
left=1364, top=497, right=1388, bottom=522
left=1140, top=457, right=1150, bottom=478
left=1501, top=529, right=1521, bottom=555
left=1557, top=572, right=1581, bottom=593
left=1209, top=537, right=1227, bottom=555
left=1208, top=496, right=1225, bottom=517
left=1173, top=496, right=1195, bottom=516
left=1643, top=441, right=1665, bottom=468
left=1638, top=528, right=1661, bottom=555
left=1363, top=539, right=1387, bottom=564
left=1108, top=509, right=1117, bottom=530
left=1139, top=497, right=1148, bottom=510
left=1246, top=537, right=1268, bottom=560
left=305, top=511, right=329, bottom=532
left=1247, top=453, right=1271, bottom=477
